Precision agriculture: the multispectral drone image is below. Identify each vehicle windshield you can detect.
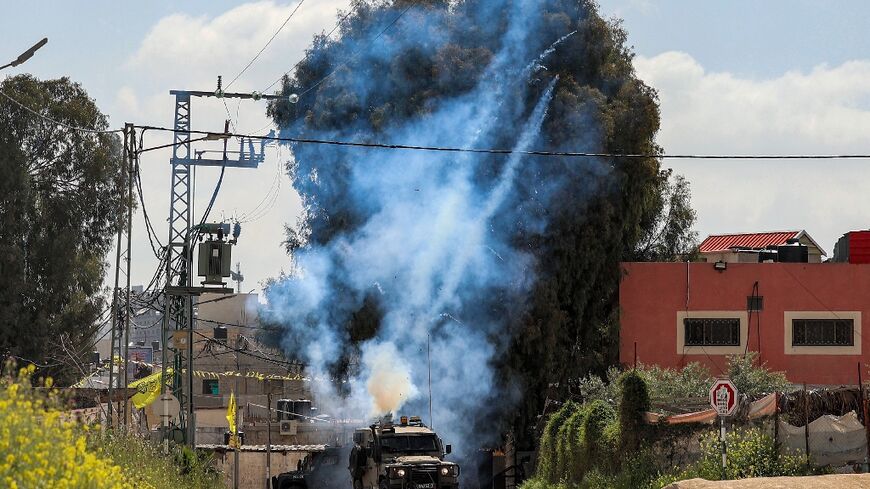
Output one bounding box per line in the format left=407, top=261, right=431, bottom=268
left=380, top=435, right=439, bottom=453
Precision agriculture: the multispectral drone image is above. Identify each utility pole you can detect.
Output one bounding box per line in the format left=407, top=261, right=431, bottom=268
left=162, top=82, right=283, bottom=446
left=267, top=390, right=272, bottom=489
left=161, top=245, right=172, bottom=455
left=234, top=333, right=242, bottom=489
left=108, top=125, right=134, bottom=429
left=122, top=124, right=135, bottom=429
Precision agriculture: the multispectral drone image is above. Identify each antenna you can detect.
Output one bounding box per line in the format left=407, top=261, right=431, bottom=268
left=230, top=261, right=244, bottom=292
left=428, top=332, right=433, bottom=429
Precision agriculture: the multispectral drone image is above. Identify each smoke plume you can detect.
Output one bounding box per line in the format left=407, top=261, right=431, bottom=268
left=264, top=0, right=604, bottom=472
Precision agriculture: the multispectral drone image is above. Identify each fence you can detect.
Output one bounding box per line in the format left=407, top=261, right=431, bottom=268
left=645, top=387, right=870, bottom=471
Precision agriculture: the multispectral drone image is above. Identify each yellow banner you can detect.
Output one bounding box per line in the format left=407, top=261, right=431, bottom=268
left=226, top=391, right=238, bottom=448
left=128, top=368, right=172, bottom=409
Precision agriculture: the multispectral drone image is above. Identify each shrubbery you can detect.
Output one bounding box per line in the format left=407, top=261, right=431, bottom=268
left=653, top=427, right=812, bottom=487
left=524, top=358, right=807, bottom=489
left=0, top=364, right=224, bottom=488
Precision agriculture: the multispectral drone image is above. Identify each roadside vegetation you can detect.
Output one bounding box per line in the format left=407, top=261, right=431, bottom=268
left=522, top=356, right=815, bottom=489
left=577, top=353, right=789, bottom=410
left=0, top=363, right=223, bottom=489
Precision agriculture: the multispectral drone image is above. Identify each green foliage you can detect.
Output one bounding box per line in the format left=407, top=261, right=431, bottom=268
left=630, top=169, right=699, bottom=262
left=727, top=352, right=789, bottom=396
left=576, top=366, right=622, bottom=404
left=618, top=370, right=649, bottom=451
left=578, top=357, right=788, bottom=411
left=555, top=406, right=586, bottom=482
left=639, top=363, right=712, bottom=401
left=535, top=399, right=618, bottom=487
left=0, top=75, right=123, bottom=384
left=652, top=427, right=811, bottom=487
left=538, top=401, right=579, bottom=483
left=529, top=360, right=803, bottom=489
left=92, top=431, right=225, bottom=489
left=0, top=364, right=224, bottom=488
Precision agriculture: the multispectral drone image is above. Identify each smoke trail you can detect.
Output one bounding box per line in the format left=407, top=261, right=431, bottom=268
left=264, top=0, right=597, bottom=475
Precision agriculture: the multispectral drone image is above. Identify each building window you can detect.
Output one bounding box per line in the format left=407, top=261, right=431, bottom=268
left=203, top=379, right=219, bottom=395
left=792, top=319, right=854, bottom=346
left=747, top=296, right=763, bottom=312
left=684, top=318, right=740, bottom=346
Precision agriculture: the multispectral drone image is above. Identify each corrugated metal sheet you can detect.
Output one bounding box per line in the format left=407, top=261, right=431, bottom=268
left=196, top=444, right=327, bottom=452
left=699, top=231, right=800, bottom=253
left=849, top=231, right=870, bottom=264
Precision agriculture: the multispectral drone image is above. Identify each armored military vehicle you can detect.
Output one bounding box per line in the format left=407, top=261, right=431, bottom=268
left=349, top=416, right=459, bottom=489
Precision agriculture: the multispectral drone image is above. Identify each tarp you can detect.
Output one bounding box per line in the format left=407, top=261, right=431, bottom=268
left=778, top=410, right=867, bottom=466
left=646, top=393, right=777, bottom=425
left=748, top=393, right=777, bottom=419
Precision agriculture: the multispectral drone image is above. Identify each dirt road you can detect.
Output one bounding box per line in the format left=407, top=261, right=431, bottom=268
left=666, top=474, right=870, bottom=488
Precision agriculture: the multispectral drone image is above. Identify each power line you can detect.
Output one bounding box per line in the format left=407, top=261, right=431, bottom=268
left=296, top=1, right=418, bottom=100
left=132, top=131, right=165, bottom=259
left=227, top=0, right=308, bottom=90
left=133, top=124, right=870, bottom=160
left=0, top=89, right=123, bottom=134
left=193, top=330, right=297, bottom=368
left=262, top=7, right=356, bottom=93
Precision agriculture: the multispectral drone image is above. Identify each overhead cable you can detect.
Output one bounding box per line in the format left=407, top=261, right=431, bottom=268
left=295, top=0, right=419, bottom=100
left=262, top=7, right=356, bottom=93
left=0, top=89, right=123, bottom=134
left=226, top=0, right=308, bottom=90
left=133, top=125, right=870, bottom=160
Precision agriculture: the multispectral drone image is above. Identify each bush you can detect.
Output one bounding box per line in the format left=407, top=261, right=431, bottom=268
left=535, top=360, right=793, bottom=489
left=653, top=427, right=810, bottom=487
left=580, top=400, right=615, bottom=473
left=0, top=365, right=129, bottom=489
left=727, top=353, right=789, bottom=396
left=93, top=431, right=222, bottom=489
left=0, top=363, right=225, bottom=489
left=618, top=370, right=649, bottom=451
left=538, top=401, right=578, bottom=483
left=577, top=355, right=788, bottom=410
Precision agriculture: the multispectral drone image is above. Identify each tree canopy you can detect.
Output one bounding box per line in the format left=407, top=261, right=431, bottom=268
left=0, top=75, right=123, bottom=383
left=267, top=0, right=696, bottom=447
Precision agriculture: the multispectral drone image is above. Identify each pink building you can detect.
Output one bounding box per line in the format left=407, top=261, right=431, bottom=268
left=619, top=261, right=870, bottom=386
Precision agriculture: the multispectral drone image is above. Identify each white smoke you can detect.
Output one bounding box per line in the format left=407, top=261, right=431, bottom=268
left=263, top=0, right=594, bottom=469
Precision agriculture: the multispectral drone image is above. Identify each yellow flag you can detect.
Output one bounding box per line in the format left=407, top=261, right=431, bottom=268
left=129, top=368, right=171, bottom=409
left=226, top=391, right=237, bottom=446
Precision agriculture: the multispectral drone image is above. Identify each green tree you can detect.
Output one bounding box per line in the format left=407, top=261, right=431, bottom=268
left=267, top=0, right=696, bottom=447
left=0, top=75, right=123, bottom=384
left=632, top=169, right=698, bottom=262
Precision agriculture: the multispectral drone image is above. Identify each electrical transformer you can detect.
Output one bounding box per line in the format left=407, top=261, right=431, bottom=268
left=198, top=240, right=232, bottom=285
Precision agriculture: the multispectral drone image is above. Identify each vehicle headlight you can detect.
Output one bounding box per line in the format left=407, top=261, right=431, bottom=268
left=397, top=469, right=406, bottom=478
left=440, top=466, right=458, bottom=477
left=390, top=467, right=406, bottom=479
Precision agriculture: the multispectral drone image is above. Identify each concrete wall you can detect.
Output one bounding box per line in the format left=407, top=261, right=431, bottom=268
left=620, top=262, right=870, bottom=385
left=210, top=450, right=306, bottom=489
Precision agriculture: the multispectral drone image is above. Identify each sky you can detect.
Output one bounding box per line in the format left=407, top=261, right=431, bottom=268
left=3, top=1, right=870, bottom=295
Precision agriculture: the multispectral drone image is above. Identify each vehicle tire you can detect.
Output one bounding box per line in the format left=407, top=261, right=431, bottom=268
left=379, top=479, right=390, bottom=489
left=353, top=479, right=363, bottom=489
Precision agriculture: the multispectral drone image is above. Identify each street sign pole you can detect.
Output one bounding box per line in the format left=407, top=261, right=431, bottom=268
left=710, top=378, right=738, bottom=480
left=720, top=416, right=726, bottom=479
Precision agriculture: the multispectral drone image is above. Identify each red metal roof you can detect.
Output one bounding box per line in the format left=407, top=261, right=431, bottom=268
left=699, top=231, right=800, bottom=253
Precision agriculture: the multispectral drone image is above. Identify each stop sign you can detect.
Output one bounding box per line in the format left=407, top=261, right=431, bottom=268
left=709, top=379, right=738, bottom=416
